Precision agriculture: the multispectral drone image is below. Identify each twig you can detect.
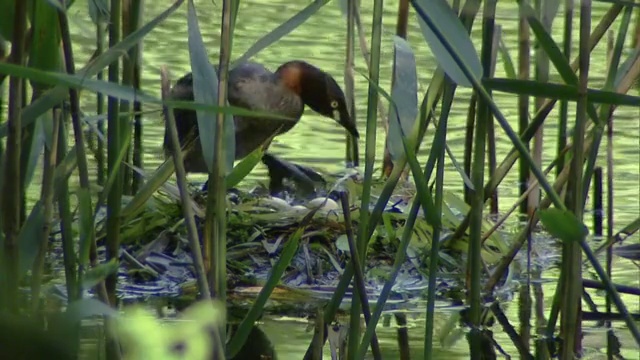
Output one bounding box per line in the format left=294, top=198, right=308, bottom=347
left=160, top=66, right=211, bottom=299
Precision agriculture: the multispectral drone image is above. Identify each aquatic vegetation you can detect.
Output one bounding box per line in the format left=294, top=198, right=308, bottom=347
left=0, top=0, right=639, bottom=359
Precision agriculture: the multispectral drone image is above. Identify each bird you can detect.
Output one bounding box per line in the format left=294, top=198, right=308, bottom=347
left=163, top=60, right=359, bottom=194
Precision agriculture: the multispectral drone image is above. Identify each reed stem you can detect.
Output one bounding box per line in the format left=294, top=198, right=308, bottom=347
left=1, top=0, right=28, bottom=313
left=350, top=0, right=384, bottom=357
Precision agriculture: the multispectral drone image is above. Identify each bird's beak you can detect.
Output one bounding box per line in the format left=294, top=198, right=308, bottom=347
left=335, top=109, right=359, bottom=139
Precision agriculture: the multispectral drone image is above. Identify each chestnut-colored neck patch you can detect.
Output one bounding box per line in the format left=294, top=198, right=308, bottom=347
left=277, top=63, right=303, bottom=95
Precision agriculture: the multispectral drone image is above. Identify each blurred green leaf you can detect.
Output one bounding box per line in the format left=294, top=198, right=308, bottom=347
left=82, top=258, right=119, bottom=290
left=388, top=36, right=418, bottom=162
left=25, top=0, right=60, bottom=196
left=44, top=0, right=78, bottom=12
left=187, top=0, right=235, bottom=172
left=77, top=188, right=94, bottom=267
left=483, top=78, right=640, bottom=106
left=0, top=0, right=16, bottom=40
left=18, top=201, right=45, bottom=279
left=538, top=208, right=589, bottom=243
left=412, top=0, right=482, bottom=87
left=29, top=0, right=62, bottom=81
left=115, top=301, right=226, bottom=360
left=88, top=0, right=110, bottom=25
left=233, top=0, right=330, bottom=66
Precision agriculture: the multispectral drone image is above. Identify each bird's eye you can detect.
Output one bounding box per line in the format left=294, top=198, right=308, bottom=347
left=330, top=100, right=339, bottom=108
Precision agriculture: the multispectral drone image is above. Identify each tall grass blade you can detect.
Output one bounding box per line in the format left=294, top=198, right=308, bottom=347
left=414, top=0, right=482, bottom=87
left=88, top=0, right=110, bottom=25
left=483, top=78, right=640, bottom=105
left=559, top=2, right=591, bottom=355
left=29, top=110, right=60, bottom=313
left=1, top=0, right=28, bottom=313
left=349, top=0, right=384, bottom=354
left=387, top=36, right=418, bottom=162
left=55, top=117, right=79, bottom=302
left=187, top=0, right=235, bottom=173
left=232, top=0, right=331, bottom=66
left=77, top=188, right=95, bottom=271
left=17, top=201, right=45, bottom=279
left=424, top=84, right=453, bottom=360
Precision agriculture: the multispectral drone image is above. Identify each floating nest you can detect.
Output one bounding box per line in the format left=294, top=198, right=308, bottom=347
left=46, top=169, right=519, bottom=318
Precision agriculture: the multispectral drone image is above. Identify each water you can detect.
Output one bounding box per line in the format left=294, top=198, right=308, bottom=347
left=60, top=1, right=640, bottom=358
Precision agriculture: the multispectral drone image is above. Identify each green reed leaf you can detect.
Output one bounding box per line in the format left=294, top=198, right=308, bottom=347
left=484, top=78, right=640, bottom=106
left=82, top=258, right=119, bottom=290
left=539, top=208, right=589, bottom=243
left=497, top=38, right=517, bottom=79
left=188, top=0, right=225, bottom=173
left=77, top=188, right=94, bottom=268
left=413, top=0, right=482, bottom=87
left=233, top=0, right=331, bottom=66
left=23, top=115, right=46, bottom=189
left=225, top=146, right=264, bottom=189
left=18, top=201, right=45, bottom=279
left=388, top=36, right=418, bottom=162
left=358, top=70, right=440, bottom=226
left=614, top=47, right=640, bottom=88
left=29, top=0, right=62, bottom=77
left=88, top=0, right=110, bottom=25
left=0, top=0, right=16, bottom=40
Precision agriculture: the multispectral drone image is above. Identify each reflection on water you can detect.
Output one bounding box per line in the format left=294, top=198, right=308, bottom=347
left=61, top=0, right=639, bottom=358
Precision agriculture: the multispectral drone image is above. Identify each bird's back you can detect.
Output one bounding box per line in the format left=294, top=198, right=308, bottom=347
left=228, top=62, right=304, bottom=158
left=164, top=62, right=304, bottom=170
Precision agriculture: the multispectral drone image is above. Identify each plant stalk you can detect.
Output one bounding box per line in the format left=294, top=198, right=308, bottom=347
left=1, top=0, right=28, bottom=313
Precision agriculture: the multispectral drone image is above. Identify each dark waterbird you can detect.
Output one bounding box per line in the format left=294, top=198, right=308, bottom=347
left=164, top=60, right=359, bottom=194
